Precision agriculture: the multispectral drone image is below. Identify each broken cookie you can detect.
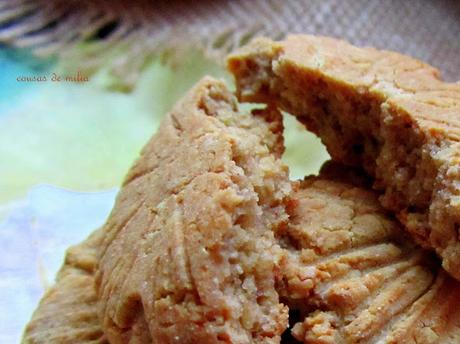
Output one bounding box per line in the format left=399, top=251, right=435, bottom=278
left=95, top=77, right=292, bottom=343
left=228, top=35, right=460, bottom=280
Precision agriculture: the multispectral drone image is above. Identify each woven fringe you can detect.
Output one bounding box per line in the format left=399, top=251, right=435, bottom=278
left=1, top=0, right=460, bottom=90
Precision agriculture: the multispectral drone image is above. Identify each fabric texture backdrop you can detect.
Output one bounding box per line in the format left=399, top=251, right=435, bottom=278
left=1, top=0, right=459, bottom=86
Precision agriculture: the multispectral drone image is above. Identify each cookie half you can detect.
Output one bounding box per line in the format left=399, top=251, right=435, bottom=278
left=95, top=77, right=292, bottom=343
left=228, top=35, right=460, bottom=280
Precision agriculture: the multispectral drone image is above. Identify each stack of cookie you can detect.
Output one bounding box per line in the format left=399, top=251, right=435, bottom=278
left=23, top=36, right=460, bottom=343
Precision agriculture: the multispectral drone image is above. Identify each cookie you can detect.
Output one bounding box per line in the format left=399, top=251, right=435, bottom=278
left=228, top=35, right=460, bottom=280
left=95, top=77, right=292, bottom=343
left=280, top=173, right=460, bottom=343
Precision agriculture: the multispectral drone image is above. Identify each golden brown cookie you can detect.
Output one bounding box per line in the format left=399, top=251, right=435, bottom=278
left=22, top=77, right=292, bottom=344
left=22, top=229, right=106, bottom=343
left=228, top=35, right=460, bottom=280
left=280, top=174, right=460, bottom=344
left=95, top=77, right=292, bottom=343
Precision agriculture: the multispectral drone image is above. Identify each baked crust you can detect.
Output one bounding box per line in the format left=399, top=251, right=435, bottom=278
left=228, top=35, right=460, bottom=280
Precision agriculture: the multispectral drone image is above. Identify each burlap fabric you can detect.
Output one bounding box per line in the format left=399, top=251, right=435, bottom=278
left=1, top=0, right=458, bottom=84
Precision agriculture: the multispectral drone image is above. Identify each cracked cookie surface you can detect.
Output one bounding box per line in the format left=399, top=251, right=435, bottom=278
left=228, top=35, right=460, bottom=280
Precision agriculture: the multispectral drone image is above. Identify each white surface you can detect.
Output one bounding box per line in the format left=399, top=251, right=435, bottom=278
left=0, top=185, right=117, bottom=343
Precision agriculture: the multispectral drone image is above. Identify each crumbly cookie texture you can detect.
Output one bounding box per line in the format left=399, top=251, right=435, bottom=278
left=96, top=77, right=291, bottom=343
left=228, top=35, right=460, bottom=280
left=281, top=173, right=460, bottom=344
left=22, top=229, right=106, bottom=343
